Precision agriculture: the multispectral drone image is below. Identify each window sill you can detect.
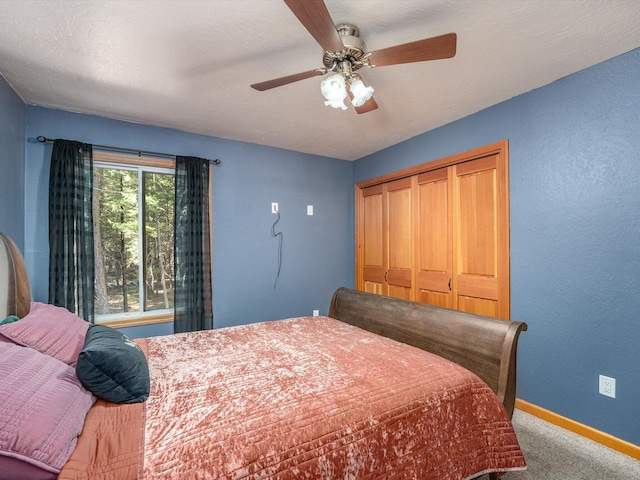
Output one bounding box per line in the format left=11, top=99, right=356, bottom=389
left=98, top=313, right=173, bottom=329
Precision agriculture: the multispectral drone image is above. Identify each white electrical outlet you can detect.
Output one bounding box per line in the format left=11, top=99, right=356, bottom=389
left=307, top=205, right=313, bottom=216
left=599, top=375, right=616, bottom=398
left=312, top=309, right=319, bottom=316
left=271, top=202, right=278, bottom=214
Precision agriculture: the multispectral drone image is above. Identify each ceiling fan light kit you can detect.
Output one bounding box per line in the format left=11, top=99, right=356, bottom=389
left=321, top=58, right=375, bottom=110
left=250, top=0, right=457, bottom=114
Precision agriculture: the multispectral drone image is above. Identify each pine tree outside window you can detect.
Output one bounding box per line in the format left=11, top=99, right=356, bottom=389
left=93, top=152, right=175, bottom=327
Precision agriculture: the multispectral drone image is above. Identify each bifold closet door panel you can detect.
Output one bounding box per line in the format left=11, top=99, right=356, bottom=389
left=416, top=168, right=453, bottom=308
left=361, top=184, right=385, bottom=295
left=385, top=177, right=414, bottom=300
left=453, top=155, right=506, bottom=318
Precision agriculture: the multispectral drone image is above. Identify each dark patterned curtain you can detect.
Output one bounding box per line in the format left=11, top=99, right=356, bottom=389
left=48, top=139, right=94, bottom=322
left=174, top=156, right=213, bottom=333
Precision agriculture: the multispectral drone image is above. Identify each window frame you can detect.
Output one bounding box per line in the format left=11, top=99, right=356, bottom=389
left=93, top=151, right=175, bottom=328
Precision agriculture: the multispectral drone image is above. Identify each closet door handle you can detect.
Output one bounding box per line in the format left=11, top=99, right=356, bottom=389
left=384, top=271, right=388, bottom=283
left=448, top=278, right=452, bottom=291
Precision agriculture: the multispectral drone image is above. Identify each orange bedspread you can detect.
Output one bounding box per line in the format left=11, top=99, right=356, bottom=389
left=58, top=341, right=148, bottom=480
left=144, top=316, right=525, bottom=479
left=61, top=316, right=525, bottom=479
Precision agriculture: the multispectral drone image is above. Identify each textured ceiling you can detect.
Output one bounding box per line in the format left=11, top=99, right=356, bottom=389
left=1, top=0, right=640, bottom=160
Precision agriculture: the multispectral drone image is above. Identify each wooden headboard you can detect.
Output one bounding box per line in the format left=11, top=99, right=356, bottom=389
left=329, top=287, right=527, bottom=418
left=0, top=231, right=32, bottom=319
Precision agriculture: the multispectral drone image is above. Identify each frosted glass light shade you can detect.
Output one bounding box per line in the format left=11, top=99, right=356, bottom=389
left=349, top=77, right=374, bottom=107
left=320, top=74, right=348, bottom=110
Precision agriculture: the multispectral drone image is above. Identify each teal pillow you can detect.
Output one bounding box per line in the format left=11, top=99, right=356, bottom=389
left=75, top=324, right=150, bottom=404
left=0, top=315, right=19, bottom=326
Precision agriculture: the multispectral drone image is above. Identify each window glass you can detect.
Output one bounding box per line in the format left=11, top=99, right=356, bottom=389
left=93, top=155, right=174, bottom=324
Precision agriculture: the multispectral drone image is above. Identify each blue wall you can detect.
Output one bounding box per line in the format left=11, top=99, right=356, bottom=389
left=354, top=48, right=640, bottom=445
left=24, top=107, right=355, bottom=337
left=0, top=75, right=26, bottom=250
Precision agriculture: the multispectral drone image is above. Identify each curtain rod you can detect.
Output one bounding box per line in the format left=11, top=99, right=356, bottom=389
left=35, top=136, right=221, bottom=165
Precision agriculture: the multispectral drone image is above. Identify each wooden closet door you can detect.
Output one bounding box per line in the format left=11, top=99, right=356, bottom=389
left=361, top=185, right=385, bottom=295
left=385, top=177, right=414, bottom=300
left=356, top=140, right=510, bottom=319
left=416, top=168, right=453, bottom=308
left=453, top=154, right=509, bottom=319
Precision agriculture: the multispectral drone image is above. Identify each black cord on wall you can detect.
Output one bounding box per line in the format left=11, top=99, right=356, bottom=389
left=271, top=210, right=283, bottom=289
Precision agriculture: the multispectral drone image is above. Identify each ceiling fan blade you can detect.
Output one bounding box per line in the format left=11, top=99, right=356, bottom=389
left=251, top=69, right=324, bottom=91
left=354, top=97, right=378, bottom=114
left=284, top=0, right=344, bottom=53
left=368, top=33, right=457, bottom=67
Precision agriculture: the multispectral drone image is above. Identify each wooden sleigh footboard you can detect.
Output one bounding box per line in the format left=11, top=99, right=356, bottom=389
left=329, top=287, right=527, bottom=418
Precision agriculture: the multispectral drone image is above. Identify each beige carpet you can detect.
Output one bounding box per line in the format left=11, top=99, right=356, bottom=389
left=478, top=409, right=640, bottom=479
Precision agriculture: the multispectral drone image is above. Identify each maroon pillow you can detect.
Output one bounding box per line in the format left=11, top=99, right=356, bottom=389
left=0, top=302, right=89, bottom=366
left=0, top=456, right=57, bottom=480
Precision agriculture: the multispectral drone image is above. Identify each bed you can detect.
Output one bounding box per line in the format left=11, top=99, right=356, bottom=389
left=0, top=231, right=527, bottom=479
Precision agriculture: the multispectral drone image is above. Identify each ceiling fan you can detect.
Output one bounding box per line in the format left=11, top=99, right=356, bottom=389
left=250, top=0, right=457, bottom=114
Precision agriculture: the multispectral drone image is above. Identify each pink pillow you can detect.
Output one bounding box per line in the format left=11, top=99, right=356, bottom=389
left=0, top=302, right=89, bottom=366
left=0, top=342, right=96, bottom=476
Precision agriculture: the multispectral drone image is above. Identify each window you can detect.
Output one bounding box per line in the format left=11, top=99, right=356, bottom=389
left=93, top=152, right=175, bottom=327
